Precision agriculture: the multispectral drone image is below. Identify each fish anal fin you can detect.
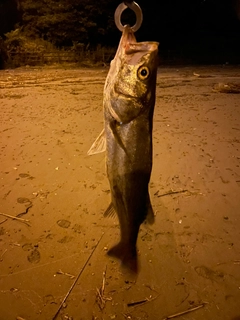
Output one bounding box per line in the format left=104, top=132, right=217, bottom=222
left=87, top=129, right=106, bottom=155
left=104, top=203, right=117, bottom=218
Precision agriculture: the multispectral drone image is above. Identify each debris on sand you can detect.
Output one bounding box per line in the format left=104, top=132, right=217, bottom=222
left=162, top=303, right=206, bottom=320
left=213, top=83, right=240, bottom=94
left=96, top=265, right=112, bottom=310
left=127, top=294, right=159, bottom=307
left=56, top=269, right=75, bottom=279
left=52, top=233, right=104, bottom=320
left=0, top=212, right=31, bottom=226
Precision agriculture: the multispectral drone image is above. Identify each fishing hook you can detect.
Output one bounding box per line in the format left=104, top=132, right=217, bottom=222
left=114, top=1, right=143, bottom=32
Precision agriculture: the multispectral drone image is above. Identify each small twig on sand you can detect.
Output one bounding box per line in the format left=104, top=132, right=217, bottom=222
left=0, top=218, right=8, bottom=225
left=101, top=265, right=107, bottom=294
left=56, top=269, right=75, bottom=279
left=154, top=189, right=188, bottom=198
left=96, top=265, right=112, bottom=310
left=162, top=303, right=205, bottom=319
left=127, top=294, right=160, bottom=308
left=16, top=204, right=32, bottom=218
left=0, top=249, right=7, bottom=262
left=96, top=288, right=105, bottom=309
left=0, top=212, right=31, bottom=226
left=127, top=298, right=149, bottom=307
left=52, top=233, right=104, bottom=320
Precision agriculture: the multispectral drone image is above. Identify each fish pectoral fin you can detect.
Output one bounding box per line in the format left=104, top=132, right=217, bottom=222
left=104, top=203, right=117, bottom=218
left=87, top=129, right=106, bottom=155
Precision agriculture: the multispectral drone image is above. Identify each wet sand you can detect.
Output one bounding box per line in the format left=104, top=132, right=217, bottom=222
left=0, top=65, right=240, bottom=320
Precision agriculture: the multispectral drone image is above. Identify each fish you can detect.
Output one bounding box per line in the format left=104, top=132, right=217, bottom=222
left=89, top=25, right=159, bottom=272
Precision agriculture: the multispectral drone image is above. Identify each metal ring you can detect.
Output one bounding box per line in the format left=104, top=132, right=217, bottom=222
left=114, top=1, right=143, bottom=32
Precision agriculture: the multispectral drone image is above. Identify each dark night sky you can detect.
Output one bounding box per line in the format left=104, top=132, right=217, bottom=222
left=1, top=0, right=239, bottom=38
left=0, top=0, right=20, bottom=35
left=122, top=0, right=240, bottom=63
left=1, top=0, right=240, bottom=63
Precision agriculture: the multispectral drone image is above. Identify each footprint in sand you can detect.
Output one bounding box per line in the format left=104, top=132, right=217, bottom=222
left=57, top=219, right=71, bottom=228
left=22, top=243, right=41, bottom=263
left=19, top=173, right=34, bottom=180
left=27, top=248, right=41, bottom=264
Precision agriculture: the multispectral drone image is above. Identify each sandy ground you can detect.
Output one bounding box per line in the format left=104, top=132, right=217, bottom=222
left=0, top=65, right=240, bottom=320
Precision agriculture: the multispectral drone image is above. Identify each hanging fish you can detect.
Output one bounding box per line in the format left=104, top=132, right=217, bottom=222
left=89, top=24, right=159, bottom=272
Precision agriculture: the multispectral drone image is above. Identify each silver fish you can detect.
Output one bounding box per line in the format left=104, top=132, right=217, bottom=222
left=89, top=25, right=158, bottom=272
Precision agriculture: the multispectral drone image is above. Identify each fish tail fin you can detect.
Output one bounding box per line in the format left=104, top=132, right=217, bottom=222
left=107, top=242, right=138, bottom=273
left=87, top=129, right=106, bottom=155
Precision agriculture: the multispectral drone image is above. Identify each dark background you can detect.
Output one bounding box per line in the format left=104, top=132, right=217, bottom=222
left=0, top=0, right=240, bottom=64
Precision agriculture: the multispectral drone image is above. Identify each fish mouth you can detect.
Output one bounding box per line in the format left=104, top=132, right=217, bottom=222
left=121, top=25, right=158, bottom=54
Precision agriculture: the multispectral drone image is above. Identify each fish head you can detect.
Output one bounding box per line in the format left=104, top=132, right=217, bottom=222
left=105, top=25, right=159, bottom=124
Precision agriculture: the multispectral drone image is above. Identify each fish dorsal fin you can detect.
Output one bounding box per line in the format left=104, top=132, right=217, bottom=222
left=104, top=203, right=117, bottom=218
left=87, top=129, right=106, bottom=155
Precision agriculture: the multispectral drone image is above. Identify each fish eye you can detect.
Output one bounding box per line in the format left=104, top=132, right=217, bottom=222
left=137, top=66, right=150, bottom=80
